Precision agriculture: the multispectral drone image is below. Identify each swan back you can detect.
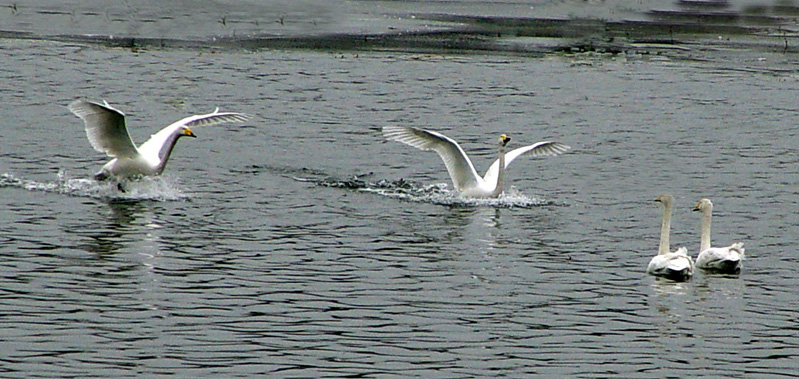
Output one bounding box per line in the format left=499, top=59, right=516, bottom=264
left=647, top=247, right=694, bottom=281
left=696, top=243, right=744, bottom=272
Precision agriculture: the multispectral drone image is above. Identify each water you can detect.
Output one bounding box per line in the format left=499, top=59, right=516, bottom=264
left=2, top=32, right=799, bottom=378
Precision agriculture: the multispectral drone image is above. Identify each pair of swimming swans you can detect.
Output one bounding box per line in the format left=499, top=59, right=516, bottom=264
left=382, top=126, right=570, bottom=198
left=649, top=194, right=744, bottom=280
left=69, top=100, right=251, bottom=181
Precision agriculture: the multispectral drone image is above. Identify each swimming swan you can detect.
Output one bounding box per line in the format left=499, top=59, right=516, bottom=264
left=382, top=126, right=570, bottom=198
left=647, top=194, right=694, bottom=280
left=693, top=198, right=744, bottom=273
left=69, top=100, right=250, bottom=180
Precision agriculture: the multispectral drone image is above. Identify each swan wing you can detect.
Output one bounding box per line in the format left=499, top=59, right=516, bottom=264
left=665, top=247, right=694, bottom=273
left=483, top=141, right=570, bottom=185
left=648, top=247, right=694, bottom=279
left=68, top=100, right=139, bottom=158
left=383, top=126, right=482, bottom=191
left=696, top=243, right=744, bottom=270
left=138, top=108, right=251, bottom=158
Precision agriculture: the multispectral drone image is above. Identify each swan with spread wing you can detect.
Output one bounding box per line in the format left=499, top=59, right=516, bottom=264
left=69, top=100, right=250, bottom=181
left=382, top=126, right=570, bottom=198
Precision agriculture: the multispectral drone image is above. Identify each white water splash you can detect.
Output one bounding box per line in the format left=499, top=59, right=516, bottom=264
left=0, top=171, right=187, bottom=201
left=360, top=182, right=560, bottom=208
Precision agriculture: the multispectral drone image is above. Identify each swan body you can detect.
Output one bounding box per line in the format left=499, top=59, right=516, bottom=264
left=382, top=126, right=570, bottom=198
left=648, top=194, right=694, bottom=281
left=69, top=100, right=250, bottom=180
left=693, top=198, right=745, bottom=273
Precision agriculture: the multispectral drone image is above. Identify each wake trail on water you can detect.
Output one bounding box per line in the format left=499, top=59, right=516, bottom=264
left=0, top=170, right=187, bottom=201
left=234, top=165, right=566, bottom=208
left=295, top=172, right=564, bottom=208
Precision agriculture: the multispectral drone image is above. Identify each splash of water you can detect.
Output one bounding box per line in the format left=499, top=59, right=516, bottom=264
left=0, top=171, right=187, bottom=201
left=311, top=174, right=562, bottom=208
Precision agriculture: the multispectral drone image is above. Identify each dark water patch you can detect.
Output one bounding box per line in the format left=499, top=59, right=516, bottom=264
left=2, top=8, right=798, bottom=57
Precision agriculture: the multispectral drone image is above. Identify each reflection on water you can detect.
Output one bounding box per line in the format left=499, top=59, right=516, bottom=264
left=2, top=38, right=799, bottom=378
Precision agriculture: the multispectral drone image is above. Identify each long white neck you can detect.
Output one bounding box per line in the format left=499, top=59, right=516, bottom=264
left=659, top=201, right=672, bottom=255
left=154, top=132, right=184, bottom=175
left=699, top=206, right=712, bottom=252
left=491, top=144, right=506, bottom=197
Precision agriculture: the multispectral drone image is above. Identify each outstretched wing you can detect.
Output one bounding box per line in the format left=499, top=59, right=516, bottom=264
left=138, top=108, right=251, bottom=158
left=68, top=100, right=139, bottom=158
left=383, top=125, right=482, bottom=191
left=483, top=141, right=570, bottom=184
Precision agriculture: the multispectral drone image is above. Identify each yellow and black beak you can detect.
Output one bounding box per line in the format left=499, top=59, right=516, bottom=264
left=500, top=134, right=511, bottom=146
left=184, top=128, right=197, bottom=138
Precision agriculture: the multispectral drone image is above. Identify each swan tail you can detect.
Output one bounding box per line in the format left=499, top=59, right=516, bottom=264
left=647, top=248, right=694, bottom=281
left=729, top=242, right=745, bottom=257
left=665, top=249, right=693, bottom=274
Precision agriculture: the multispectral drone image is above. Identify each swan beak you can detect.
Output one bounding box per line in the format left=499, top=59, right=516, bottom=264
left=184, top=128, right=197, bottom=138
left=692, top=204, right=701, bottom=212
left=654, top=196, right=662, bottom=203
left=500, top=134, right=511, bottom=146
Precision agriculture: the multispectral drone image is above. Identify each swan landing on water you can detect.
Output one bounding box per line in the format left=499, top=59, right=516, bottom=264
left=693, top=198, right=745, bottom=274
left=69, top=100, right=251, bottom=181
left=382, top=125, right=570, bottom=198
left=647, top=193, right=694, bottom=281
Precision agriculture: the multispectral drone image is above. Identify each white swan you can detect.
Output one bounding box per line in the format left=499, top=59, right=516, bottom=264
left=382, top=126, right=570, bottom=198
left=647, top=194, right=694, bottom=280
left=69, top=100, right=250, bottom=181
left=693, top=198, right=744, bottom=273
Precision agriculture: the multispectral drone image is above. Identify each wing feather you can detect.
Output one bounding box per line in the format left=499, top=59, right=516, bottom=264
left=138, top=109, right=251, bottom=157
left=68, top=100, right=139, bottom=158
left=383, top=126, right=482, bottom=191
left=483, top=141, right=570, bottom=184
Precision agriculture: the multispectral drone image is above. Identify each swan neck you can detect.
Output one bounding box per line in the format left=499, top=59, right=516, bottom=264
left=659, top=202, right=672, bottom=255
left=699, top=207, right=712, bottom=252
left=492, top=145, right=506, bottom=197
left=155, top=132, right=183, bottom=174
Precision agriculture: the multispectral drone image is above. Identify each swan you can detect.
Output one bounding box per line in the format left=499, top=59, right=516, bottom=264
left=647, top=194, right=694, bottom=281
left=69, top=100, right=250, bottom=181
left=382, top=126, right=570, bottom=198
left=693, top=198, right=744, bottom=273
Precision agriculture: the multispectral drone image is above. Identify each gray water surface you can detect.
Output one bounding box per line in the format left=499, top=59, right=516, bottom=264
left=2, top=18, right=799, bottom=379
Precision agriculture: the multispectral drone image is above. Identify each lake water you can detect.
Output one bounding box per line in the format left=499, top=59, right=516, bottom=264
left=2, top=15, right=799, bottom=378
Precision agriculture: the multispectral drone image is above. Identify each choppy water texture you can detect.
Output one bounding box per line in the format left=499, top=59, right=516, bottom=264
left=3, top=1, right=799, bottom=377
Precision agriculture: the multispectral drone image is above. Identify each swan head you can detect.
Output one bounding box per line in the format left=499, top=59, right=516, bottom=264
left=181, top=127, right=197, bottom=138
left=499, top=134, right=511, bottom=147
left=654, top=193, right=674, bottom=206
left=693, top=198, right=712, bottom=212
